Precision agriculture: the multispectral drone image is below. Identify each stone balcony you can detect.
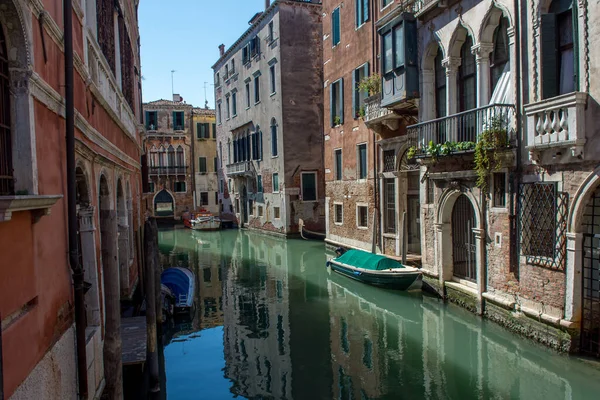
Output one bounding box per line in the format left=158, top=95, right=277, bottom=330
left=524, top=92, right=587, bottom=162
left=149, top=166, right=188, bottom=176
left=226, top=161, right=253, bottom=177
left=364, top=94, right=406, bottom=134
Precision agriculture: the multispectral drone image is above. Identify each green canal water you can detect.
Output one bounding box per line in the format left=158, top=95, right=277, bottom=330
left=157, top=228, right=600, bottom=400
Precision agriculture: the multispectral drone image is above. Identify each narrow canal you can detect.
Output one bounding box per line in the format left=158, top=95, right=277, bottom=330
left=156, top=228, right=600, bottom=400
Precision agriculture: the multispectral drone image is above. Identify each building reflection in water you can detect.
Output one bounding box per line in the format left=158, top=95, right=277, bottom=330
left=156, top=228, right=600, bottom=399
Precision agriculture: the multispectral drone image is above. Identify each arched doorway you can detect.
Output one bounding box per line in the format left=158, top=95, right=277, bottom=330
left=154, top=189, right=174, bottom=217
left=581, top=185, right=600, bottom=357
left=98, top=174, right=123, bottom=398
left=452, top=195, right=477, bottom=281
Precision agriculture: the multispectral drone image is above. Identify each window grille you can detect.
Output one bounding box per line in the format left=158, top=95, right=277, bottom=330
left=383, top=150, right=396, bottom=172
left=518, top=182, right=568, bottom=269
left=384, top=178, right=396, bottom=233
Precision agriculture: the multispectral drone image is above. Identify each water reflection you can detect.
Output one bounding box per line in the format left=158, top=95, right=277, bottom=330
left=158, top=229, right=600, bottom=400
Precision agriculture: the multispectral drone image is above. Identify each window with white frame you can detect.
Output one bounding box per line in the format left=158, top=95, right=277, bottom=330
left=334, top=203, right=343, bottom=224
left=273, top=173, right=279, bottom=193
left=274, top=206, right=280, bottom=219
left=357, top=205, right=368, bottom=228
left=355, top=0, right=369, bottom=27
left=357, top=143, right=367, bottom=180
left=334, top=149, right=342, bottom=181
left=301, top=172, right=317, bottom=201
left=330, top=79, right=344, bottom=126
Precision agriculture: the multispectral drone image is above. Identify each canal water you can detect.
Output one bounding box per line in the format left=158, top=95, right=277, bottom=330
left=157, top=228, right=600, bottom=400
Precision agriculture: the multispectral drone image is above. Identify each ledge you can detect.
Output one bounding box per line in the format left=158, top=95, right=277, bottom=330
left=0, top=195, right=63, bottom=223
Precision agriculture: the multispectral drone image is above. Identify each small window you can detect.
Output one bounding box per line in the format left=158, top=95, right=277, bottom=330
left=254, top=75, right=261, bottom=103
left=334, top=204, right=343, bottom=224
left=274, top=206, right=281, bottom=219
left=242, top=46, right=249, bottom=64
left=268, top=21, right=274, bottom=42
left=493, top=173, right=506, bottom=208
left=257, top=175, right=263, bottom=193
left=258, top=206, right=264, bottom=217
left=217, top=103, right=222, bottom=124
left=334, top=149, right=342, bottom=181
left=197, top=123, right=209, bottom=139
left=173, top=111, right=184, bottom=130
left=356, top=0, right=369, bottom=28
left=145, top=111, right=158, bottom=130
left=271, top=119, right=278, bottom=156
left=357, top=205, right=368, bottom=228
left=226, top=96, right=231, bottom=119
left=175, top=181, right=186, bottom=192
left=357, top=144, right=367, bottom=180
left=200, top=191, right=209, bottom=206
left=214, top=157, right=218, bottom=172
left=219, top=179, right=224, bottom=193
left=332, top=7, right=341, bottom=46
left=383, top=30, right=393, bottom=73
left=232, top=92, right=237, bottom=116
left=199, top=157, right=207, bottom=173
left=330, top=79, right=344, bottom=126
left=246, top=82, right=251, bottom=108
left=212, top=123, right=216, bottom=138
left=203, top=268, right=212, bottom=283
left=231, top=59, right=236, bottom=75
left=249, top=199, right=254, bottom=215
left=214, top=192, right=218, bottom=205
left=301, top=172, right=317, bottom=201
left=384, top=178, right=396, bottom=233
left=270, top=65, right=276, bottom=94
left=273, top=173, right=279, bottom=193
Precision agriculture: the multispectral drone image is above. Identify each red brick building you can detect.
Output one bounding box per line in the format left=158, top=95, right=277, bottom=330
left=0, top=0, right=144, bottom=398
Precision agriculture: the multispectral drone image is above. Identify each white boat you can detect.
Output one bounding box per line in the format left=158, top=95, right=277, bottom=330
left=189, top=215, right=221, bottom=231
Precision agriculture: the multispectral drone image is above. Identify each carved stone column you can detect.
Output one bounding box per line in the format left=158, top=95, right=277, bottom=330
left=472, top=43, right=494, bottom=107
left=565, top=232, right=583, bottom=323
left=443, top=57, right=461, bottom=142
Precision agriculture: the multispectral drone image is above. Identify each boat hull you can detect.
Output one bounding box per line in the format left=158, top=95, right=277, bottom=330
left=189, top=217, right=221, bottom=231
left=328, top=260, right=422, bottom=291
left=160, top=267, right=196, bottom=312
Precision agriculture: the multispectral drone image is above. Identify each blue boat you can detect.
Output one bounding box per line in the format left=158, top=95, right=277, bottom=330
left=160, top=267, right=195, bottom=312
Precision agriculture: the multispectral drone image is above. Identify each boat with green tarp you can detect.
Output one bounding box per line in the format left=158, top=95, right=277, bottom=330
left=326, top=248, right=422, bottom=290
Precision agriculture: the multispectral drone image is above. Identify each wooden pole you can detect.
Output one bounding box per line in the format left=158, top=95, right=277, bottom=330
left=100, top=210, right=123, bottom=399
left=402, top=211, right=407, bottom=265
left=153, top=220, right=163, bottom=326
left=144, top=219, right=160, bottom=391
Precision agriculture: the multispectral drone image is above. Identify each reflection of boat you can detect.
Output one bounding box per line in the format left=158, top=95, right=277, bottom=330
left=161, top=284, right=175, bottom=319
left=326, top=249, right=422, bottom=290
left=299, top=218, right=325, bottom=241
left=161, top=267, right=196, bottom=312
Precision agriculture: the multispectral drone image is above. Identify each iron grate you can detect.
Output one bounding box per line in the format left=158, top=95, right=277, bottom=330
left=383, top=150, right=396, bottom=173
left=518, top=182, right=568, bottom=269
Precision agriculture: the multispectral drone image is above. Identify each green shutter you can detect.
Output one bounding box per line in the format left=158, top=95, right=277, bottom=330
left=339, top=78, right=344, bottom=124
left=330, top=83, right=334, bottom=126
left=352, top=70, right=357, bottom=119
left=541, top=14, right=558, bottom=99
left=363, top=0, right=369, bottom=23
left=212, top=123, right=217, bottom=138
left=172, top=111, right=176, bottom=129
left=355, top=0, right=360, bottom=27
left=332, top=8, right=340, bottom=46
left=196, top=123, right=201, bottom=139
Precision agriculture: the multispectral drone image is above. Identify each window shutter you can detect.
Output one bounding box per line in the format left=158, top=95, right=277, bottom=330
left=330, top=83, right=334, bottom=126
left=572, top=2, right=579, bottom=91
left=404, top=21, right=417, bottom=67
left=352, top=70, right=357, bottom=119
left=332, top=8, right=340, bottom=46
left=172, top=111, right=176, bottom=129
left=212, top=123, right=217, bottom=138
left=363, top=0, right=369, bottom=23
left=259, top=131, right=263, bottom=159
left=202, top=123, right=208, bottom=138
left=541, top=14, right=558, bottom=99
left=339, top=78, right=344, bottom=124
left=196, top=123, right=201, bottom=139
left=145, top=111, right=149, bottom=128
left=355, top=0, right=360, bottom=27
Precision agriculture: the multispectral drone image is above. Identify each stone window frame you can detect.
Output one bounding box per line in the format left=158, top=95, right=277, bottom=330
left=356, top=142, right=368, bottom=181
left=491, top=169, right=509, bottom=212
left=274, top=206, right=281, bottom=219
left=334, top=201, right=344, bottom=225
left=356, top=202, right=369, bottom=230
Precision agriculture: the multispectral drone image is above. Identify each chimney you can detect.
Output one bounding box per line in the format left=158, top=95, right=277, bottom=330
left=173, top=93, right=182, bottom=102
left=219, top=44, right=225, bottom=57
left=265, top=0, right=270, bottom=10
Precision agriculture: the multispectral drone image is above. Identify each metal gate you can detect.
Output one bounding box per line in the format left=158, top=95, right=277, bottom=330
left=452, top=195, right=477, bottom=281
left=581, top=187, right=600, bottom=357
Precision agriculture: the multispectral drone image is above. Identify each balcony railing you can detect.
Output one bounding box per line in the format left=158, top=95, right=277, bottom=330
left=524, top=92, right=587, bottom=158
left=226, top=162, right=252, bottom=176
left=149, top=166, right=188, bottom=176
left=407, top=104, right=515, bottom=154
left=365, top=95, right=395, bottom=123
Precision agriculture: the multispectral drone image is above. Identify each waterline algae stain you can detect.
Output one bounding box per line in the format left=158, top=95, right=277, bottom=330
left=158, top=228, right=600, bottom=400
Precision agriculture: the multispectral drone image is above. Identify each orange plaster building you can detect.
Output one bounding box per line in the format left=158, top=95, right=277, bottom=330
left=0, top=0, right=143, bottom=399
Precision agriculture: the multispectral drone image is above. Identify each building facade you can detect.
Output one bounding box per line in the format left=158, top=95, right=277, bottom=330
left=143, top=97, right=194, bottom=220
left=0, top=0, right=144, bottom=398
left=213, top=0, right=325, bottom=236
left=191, top=108, right=219, bottom=214
left=352, top=0, right=600, bottom=356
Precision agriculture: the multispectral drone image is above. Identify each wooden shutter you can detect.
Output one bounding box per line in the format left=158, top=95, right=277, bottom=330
left=541, top=14, right=558, bottom=99
left=330, top=82, right=334, bottom=126
left=332, top=8, right=340, bottom=46
left=196, top=123, right=201, bottom=139
left=352, top=70, right=357, bottom=119
left=363, top=0, right=369, bottom=23
left=212, top=123, right=216, bottom=138
left=203, top=123, right=209, bottom=138
left=339, top=78, right=344, bottom=124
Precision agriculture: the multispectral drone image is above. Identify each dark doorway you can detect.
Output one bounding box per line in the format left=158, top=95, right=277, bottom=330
left=452, top=195, right=477, bottom=281
left=581, top=186, right=600, bottom=357
left=154, top=189, right=175, bottom=217
left=241, top=185, right=248, bottom=225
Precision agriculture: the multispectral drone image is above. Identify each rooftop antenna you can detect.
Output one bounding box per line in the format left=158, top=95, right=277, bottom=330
left=203, top=82, right=214, bottom=109
left=171, top=70, right=176, bottom=97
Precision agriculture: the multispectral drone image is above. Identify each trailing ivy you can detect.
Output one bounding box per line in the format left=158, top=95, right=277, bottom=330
left=474, top=117, right=508, bottom=193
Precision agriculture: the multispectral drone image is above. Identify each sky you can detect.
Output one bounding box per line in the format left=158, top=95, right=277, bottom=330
left=139, top=0, right=268, bottom=109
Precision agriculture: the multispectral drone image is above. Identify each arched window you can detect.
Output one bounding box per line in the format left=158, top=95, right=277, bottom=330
left=246, top=130, right=251, bottom=161
left=150, top=146, right=158, bottom=167
left=434, top=47, right=446, bottom=119
left=458, top=35, right=476, bottom=112
left=541, top=0, right=576, bottom=98
left=271, top=119, right=278, bottom=157
left=0, top=23, right=13, bottom=195
left=167, top=145, right=175, bottom=167
left=490, top=17, right=509, bottom=94
left=158, top=146, right=166, bottom=167
left=176, top=146, right=184, bottom=166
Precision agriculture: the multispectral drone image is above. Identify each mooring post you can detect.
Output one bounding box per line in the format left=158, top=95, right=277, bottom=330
left=144, top=219, right=160, bottom=392
left=402, top=211, right=407, bottom=265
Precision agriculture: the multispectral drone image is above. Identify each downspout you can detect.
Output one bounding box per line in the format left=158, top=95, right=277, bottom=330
left=371, top=0, right=381, bottom=252
left=190, top=110, right=196, bottom=209
left=511, top=0, right=523, bottom=276
left=64, top=0, right=88, bottom=398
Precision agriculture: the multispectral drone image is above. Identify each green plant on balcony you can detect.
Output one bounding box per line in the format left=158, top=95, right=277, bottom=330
left=358, top=74, right=382, bottom=96
left=474, top=116, right=508, bottom=192
left=357, top=107, right=366, bottom=119
left=333, top=115, right=342, bottom=126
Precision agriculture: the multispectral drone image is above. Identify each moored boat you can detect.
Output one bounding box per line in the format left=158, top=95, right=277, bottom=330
left=160, top=267, right=195, bottom=313
left=184, top=209, right=221, bottom=231
left=299, top=218, right=326, bottom=241
left=326, top=249, right=422, bottom=290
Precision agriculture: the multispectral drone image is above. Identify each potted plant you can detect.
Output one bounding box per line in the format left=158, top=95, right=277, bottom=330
left=474, top=116, right=508, bottom=192
left=358, top=74, right=382, bottom=97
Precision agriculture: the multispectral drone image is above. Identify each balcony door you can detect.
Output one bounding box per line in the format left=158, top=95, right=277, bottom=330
left=458, top=35, right=477, bottom=142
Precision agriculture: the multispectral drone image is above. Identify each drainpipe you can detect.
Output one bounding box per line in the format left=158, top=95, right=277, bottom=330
left=511, top=0, right=523, bottom=275
left=190, top=110, right=196, bottom=210
left=64, top=0, right=88, bottom=398
left=371, top=0, right=381, bottom=252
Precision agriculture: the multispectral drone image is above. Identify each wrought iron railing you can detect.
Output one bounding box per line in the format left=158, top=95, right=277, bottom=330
left=407, top=104, right=515, bottom=153
left=149, top=166, right=188, bottom=175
